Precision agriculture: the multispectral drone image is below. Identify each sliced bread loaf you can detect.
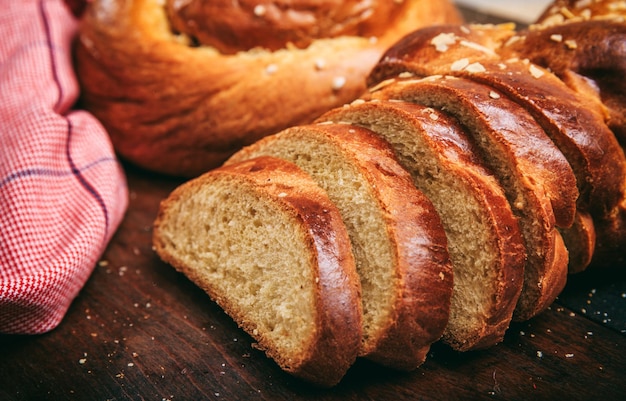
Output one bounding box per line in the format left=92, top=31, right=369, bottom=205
left=499, top=12, right=626, bottom=266
left=369, top=22, right=626, bottom=270
left=153, top=156, right=362, bottom=387
left=370, top=24, right=624, bottom=215
left=367, top=75, right=575, bottom=321
left=227, top=123, right=453, bottom=370
left=317, top=99, right=525, bottom=351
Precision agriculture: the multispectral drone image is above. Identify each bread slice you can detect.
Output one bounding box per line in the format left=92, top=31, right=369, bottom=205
left=318, top=99, right=525, bottom=351
left=227, top=123, right=453, bottom=370
left=367, top=75, right=575, bottom=321
left=152, top=156, right=362, bottom=387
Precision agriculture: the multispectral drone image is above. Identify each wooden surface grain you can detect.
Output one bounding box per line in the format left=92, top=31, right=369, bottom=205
left=2, top=6, right=626, bottom=400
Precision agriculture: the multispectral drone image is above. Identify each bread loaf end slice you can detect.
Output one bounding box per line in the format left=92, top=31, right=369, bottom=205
left=153, top=156, right=362, bottom=387
left=227, top=123, right=453, bottom=370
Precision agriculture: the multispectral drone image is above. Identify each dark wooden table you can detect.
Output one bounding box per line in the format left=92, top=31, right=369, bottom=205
left=2, top=6, right=626, bottom=401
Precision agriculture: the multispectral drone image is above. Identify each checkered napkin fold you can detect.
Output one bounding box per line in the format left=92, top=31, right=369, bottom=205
left=0, top=0, right=128, bottom=334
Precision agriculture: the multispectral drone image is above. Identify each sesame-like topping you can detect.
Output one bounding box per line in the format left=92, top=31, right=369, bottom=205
left=398, top=72, right=414, bottom=78
left=529, top=64, right=545, bottom=78
left=369, top=78, right=396, bottom=93
left=550, top=34, right=563, bottom=42
left=495, top=22, right=517, bottom=31
left=430, top=32, right=457, bottom=52
left=332, top=76, right=346, bottom=91
left=459, top=40, right=497, bottom=56
left=265, top=64, right=278, bottom=75
left=565, top=39, right=578, bottom=49
left=422, top=107, right=440, bottom=121
left=450, top=58, right=470, bottom=71
left=314, top=59, right=326, bottom=71
left=504, top=35, right=524, bottom=47
left=560, top=7, right=576, bottom=19
left=489, top=91, right=501, bottom=99
left=253, top=5, right=266, bottom=17
left=423, top=74, right=444, bottom=82
left=465, top=62, right=486, bottom=73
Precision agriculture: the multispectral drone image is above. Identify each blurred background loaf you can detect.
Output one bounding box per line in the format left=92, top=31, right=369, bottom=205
left=73, top=0, right=461, bottom=177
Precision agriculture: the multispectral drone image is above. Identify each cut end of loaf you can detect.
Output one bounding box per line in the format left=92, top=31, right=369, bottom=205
left=153, top=156, right=362, bottom=387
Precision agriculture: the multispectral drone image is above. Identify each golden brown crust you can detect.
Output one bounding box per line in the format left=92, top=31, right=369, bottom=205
left=495, top=2, right=626, bottom=266
left=368, top=76, right=578, bottom=228
left=319, top=124, right=453, bottom=369
left=502, top=7, right=626, bottom=143
left=153, top=156, right=362, bottom=387
left=561, top=211, right=597, bottom=274
left=368, top=23, right=515, bottom=86
left=228, top=123, right=454, bottom=370
left=369, top=24, right=620, bottom=207
left=366, top=22, right=626, bottom=271
left=74, top=0, right=462, bottom=177
left=503, top=20, right=626, bottom=143
left=167, top=0, right=411, bottom=54
left=318, top=100, right=525, bottom=350
left=366, top=76, right=571, bottom=321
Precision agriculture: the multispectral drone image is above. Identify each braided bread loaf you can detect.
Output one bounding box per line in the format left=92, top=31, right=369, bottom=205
left=73, top=0, right=461, bottom=177
left=154, top=0, right=626, bottom=387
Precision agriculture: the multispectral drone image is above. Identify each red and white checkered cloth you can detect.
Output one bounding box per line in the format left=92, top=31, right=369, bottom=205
left=0, top=0, right=128, bottom=334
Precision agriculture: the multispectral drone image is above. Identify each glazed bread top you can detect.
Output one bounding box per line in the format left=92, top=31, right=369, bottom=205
left=167, top=0, right=411, bottom=54
left=75, top=0, right=462, bottom=176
